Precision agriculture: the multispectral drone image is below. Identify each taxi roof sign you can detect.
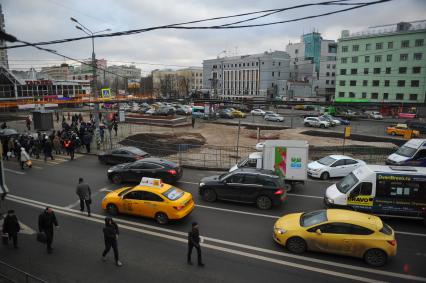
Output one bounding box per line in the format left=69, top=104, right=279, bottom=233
left=140, top=177, right=163, bottom=188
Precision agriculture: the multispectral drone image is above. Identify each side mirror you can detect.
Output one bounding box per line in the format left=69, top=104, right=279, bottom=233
left=315, top=229, right=322, bottom=235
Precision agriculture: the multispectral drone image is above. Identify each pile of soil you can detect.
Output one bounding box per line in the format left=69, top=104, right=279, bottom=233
left=120, top=132, right=206, bottom=156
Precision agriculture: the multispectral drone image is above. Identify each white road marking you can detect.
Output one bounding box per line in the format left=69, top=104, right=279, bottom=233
left=31, top=159, right=61, bottom=165
left=177, top=180, right=198, bottom=185
left=396, top=231, right=426, bottom=238
left=0, top=215, right=36, bottom=235
left=287, top=193, right=323, bottom=199
left=195, top=204, right=279, bottom=219
left=2, top=196, right=399, bottom=283
left=6, top=194, right=426, bottom=282
left=4, top=168, right=25, bottom=175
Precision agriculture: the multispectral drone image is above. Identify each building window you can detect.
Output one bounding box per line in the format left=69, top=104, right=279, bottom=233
left=371, top=93, right=379, bottom=99
left=401, top=40, right=410, bottom=48
left=272, top=72, right=274, bottom=77
left=410, top=94, right=418, bottom=101
left=339, top=92, right=345, bottom=97
left=363, top=80, right=368, bottom=86
left=350, top=80, right=357, bottom=86
left=414, top=53, right=423, bottom=60
left=411, top=80, right=420, bottom=87
left=386, top=54, right=392, bottom=62
left=342, top=46, right=348, bottom=52
left=326, top=72, right=330, bottom=76
left=331, top=80, right=335, bottom=85
left=349, top=92, right=355, bottom=98
left=387, top=42, right=393, bottom=49
left=399, top=67, right=407, bottom=74
left=363, top=68, right=369, bottom=75
left=396, top=93, right=404, bottom=100
left=332, top=64, right=336, bottom=69
left=327, top=64, right=330, bottom=69
left=374, top=55, right=382, bottom=62
left=397, top=80, right=405, bottom=87
left=351, top=56, right=358, bottom=63
left=362, top=92, right=367, bottom=98
left=279, top=62, right=281, bottom=66
left=384, top=80, right=390, bottom=87
left=373, top=68, right=381, bottom=74
left=365, top=56, right=370, bottom=63
left=383, top=93, right=389, bottom=100
left=352, top=45, right=359, bottom=51
left=278, top=72, right=280, bottom=77
left=341, top=57, right=347, bottom=64
left=326, top=80, right=329, bottom=85
left=413, top=66, right=421, bottom=74
left=340, top=69, right=347, bottom=75
left=385, top=67, right=391, bottom=74
left=332, top=72, right=335, bottom=77
left=376, top=43, right=383, bottom=49
left=415, top=39, right=424, bottom=47
left=339, top=80, right=346, bottom=86
left=400, top=53, right=408, bottom=61
left=256, top=62, right=259, bottom=66
left=372, top=80, right=380, bottom=87
left=366, top=43, right=371, bottom=50
left=350, top=69, right=357, bottom=75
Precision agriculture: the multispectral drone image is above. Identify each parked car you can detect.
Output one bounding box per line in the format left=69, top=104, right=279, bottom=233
left=155, top=107, right=175, bottom=116
left=386, top=123, right=420, bottom=138
left=231, top=109, right=246, bottom=118
left=145, top=108, right=156, bottom=115
left=107, top=158, right=183, bottom=184
left=264, top=113, right=284, bottom=122
left=251, top=109, right=266, bottom=116
left=273, top=209, right=396, bottom=266
left=218, top=109, right=234, bottom=119
left=199, top=168, right=286, bottom=210
left=98, top=147, right=151, bottom=165
left=264, top=111, right=276, bottom=116
left=405, top=121, right=426, bottom=134
left=334, top=117, right=350, bottom=125
left=320, top=115, right=339, bottom=126
left=304, top=117, right=330, bottom=128
left=307, top=155, right=366, bottom=180
left=367, top=111, right=383, bottom=120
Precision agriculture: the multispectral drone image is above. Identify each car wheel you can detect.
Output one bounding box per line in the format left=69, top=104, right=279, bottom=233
left=256, top=195, right=272, bottom=210
left=320, top=124, right=325, bottom=128
left=320, top=172, right=329, bottom=180
left=364, top=249, right=387, bottom=267
left=391, top=132, right=396, bottom=136
left=111, top=174, right=122, bottom=184
left=304, top=122, right=310, bottom=127
left=155, top=212, right=169, bottom=225
left=106, top=204, right=119, bottom=216
left=286, top=237, right=307, bottom=254
left=202, top=189, right=217, bottom=202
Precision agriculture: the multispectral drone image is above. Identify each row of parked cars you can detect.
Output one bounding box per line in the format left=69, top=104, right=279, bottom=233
left=304, top=114, right=350, bottom=128
left=124, top=102, right=192, bottom=116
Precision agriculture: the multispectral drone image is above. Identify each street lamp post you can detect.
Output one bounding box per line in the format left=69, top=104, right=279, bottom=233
left=70, top=17, right=110, bottom=149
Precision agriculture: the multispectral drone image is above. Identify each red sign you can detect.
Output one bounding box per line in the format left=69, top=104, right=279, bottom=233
left=398, top=113, right=416, bottom=119
left=25, top=80, right=53, bottom=85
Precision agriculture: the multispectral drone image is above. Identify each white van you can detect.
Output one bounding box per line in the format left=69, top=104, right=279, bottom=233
left=386, top=139, right=426, bottom=167
left=325, top=165, right=426, bottom=222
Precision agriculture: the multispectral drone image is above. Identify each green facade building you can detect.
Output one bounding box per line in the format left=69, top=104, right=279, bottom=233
left=335, top=21, right=426, bottom=104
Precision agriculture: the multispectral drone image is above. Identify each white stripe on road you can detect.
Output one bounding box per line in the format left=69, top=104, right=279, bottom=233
left=6, top=194, right=426, bottom=282
left=178, top=180, right=198, bottom=185
left=287, top=193, right=323, bottom=199
left=195, top=204, right=279, bottom=219
left=4, top=168, right=25, bottom=175
left=4, top=195, right=407, bottom=283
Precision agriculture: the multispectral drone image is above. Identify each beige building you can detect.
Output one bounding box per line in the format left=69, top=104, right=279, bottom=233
left=152, top=67, right=202, bottom=98
left=40, top=63, right=74, bottom=80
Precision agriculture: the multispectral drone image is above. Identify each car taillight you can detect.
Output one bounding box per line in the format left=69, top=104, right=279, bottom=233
left=174, top=205, right=184, bottom=211
left=387, top=240, right=396, bottom=246
left=168, top=169, right=177, bottom=175
left=274, top=189, right=284, bottom=195
left=135, top=156, right=144, bottom=160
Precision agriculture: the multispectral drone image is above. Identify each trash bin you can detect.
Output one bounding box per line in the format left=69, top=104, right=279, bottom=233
left=32, top=110, right=54, bottom=131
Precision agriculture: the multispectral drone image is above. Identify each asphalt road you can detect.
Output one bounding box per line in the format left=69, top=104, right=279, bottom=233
left=1, top=155, right=426, bottom=283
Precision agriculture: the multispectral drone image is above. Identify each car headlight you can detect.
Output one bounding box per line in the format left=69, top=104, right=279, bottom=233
left=275, top=228, right=286, bottom=234
left=309, top=168, right=320, bottom=172
left=107, top=169, right=113, bottom=173
left=199, top=182, right=205, bottom=187
left=327, top=198, right=334, bottom=204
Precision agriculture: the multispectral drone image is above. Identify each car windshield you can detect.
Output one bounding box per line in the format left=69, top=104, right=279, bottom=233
left=162, top=187, right=184, bottom=200
left=395, top=145, right=417, bottom=158
left=219, top=172, right=231, bottom=180
left=118, top=187, right=133, bottom=196
left=336, top=173, right=359, bottom=193
left=126, top=147, right=148, bottom=156
left=317, top=156, right=336, bottom=166
left=237, top=158, right=248, bottom=167
left=300, top=210, right=328, bottom=227
left=319, top=117, right=328, bottom=121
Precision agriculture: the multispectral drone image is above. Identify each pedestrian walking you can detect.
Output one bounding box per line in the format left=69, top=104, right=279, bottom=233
left=38, top=207, right=59, bottom=254
left=187, top=222, right=204, bottom=266
left=43, top=137, right=54, bottom=161
left=113, top=122, right=118, bottom=137
left=83, top=132, right=92, bottom=153
left=102, top=217, right=122, bottom=267
left=53, top=135, right=61, bottom=154
left=191, top=116, right=195, bottom=128
left=25, top=115, right=32, bottom=131
left=2, top=210, right=20, bottom=249
left=76, top=177, right=91, bottom=217
left=20, top=147, right=31, bottom=170
left=55, top=111, right=59, bottom=123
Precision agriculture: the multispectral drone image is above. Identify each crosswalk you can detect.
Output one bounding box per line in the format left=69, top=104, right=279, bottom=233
left=3, top=152, right=86, bottom=172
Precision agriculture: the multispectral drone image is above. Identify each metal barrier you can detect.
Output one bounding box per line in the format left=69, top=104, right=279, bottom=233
left=0, top=260, right=47, bottom=283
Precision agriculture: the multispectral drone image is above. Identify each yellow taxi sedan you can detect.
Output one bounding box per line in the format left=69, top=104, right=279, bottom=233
left=102, top=178, right=194, bottom=224
left=273, top=209, right=397, bottom=266
left=231, top=109, right=247, bottom=118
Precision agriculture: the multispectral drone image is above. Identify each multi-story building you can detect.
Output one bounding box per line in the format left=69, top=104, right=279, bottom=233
left=106, top=65, right=141, bottom=81
left=72, top=58, right=108, bottom=81
left=40, top=63, right=74, bottom=80
left=152, top=67, right=203, bottom=98
left=202, top=51, right=290, bottom=100
left=335, top=20, right=426, bottom=104
left=286, top=32, right=337, bottom=101
left=0, top=4, right=9, bottom=69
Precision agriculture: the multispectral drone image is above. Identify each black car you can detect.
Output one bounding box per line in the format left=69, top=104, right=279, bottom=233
left=199, top=168, right=286, bottom=210
left=107, top=158, right=183, bottom=184
left=98, top=146, right=150, bottom=165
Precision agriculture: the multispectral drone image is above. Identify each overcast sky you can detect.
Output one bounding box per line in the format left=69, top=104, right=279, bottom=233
left=2, top=0, right=426, bottom=75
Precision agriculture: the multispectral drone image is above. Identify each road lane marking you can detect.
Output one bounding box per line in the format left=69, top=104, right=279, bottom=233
left=4, top=168, right=25, bottom=175
left=396, top=231, right=426, bottom=238
left=177, top=180, right=198, bottom=185
left=2, top=196, right=397, bottom=283
left=195, top=204, right=279, bottom=219
left=6, top=194, right=426, bottom=282
left=287, top=193, right=323, bottom=199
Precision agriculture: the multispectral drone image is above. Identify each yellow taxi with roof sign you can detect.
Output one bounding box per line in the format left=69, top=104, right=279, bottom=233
left=102, top=177, right=194, bottom=224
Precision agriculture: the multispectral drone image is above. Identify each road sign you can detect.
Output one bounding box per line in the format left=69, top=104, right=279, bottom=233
left=101, top=88, right=111, bottom=98
left=344, top=127, right=351, bottom=138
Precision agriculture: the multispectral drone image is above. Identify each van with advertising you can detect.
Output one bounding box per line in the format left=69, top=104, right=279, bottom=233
left=324, top=165, right=426, bottom=223
left=386, top=139, right=426, bottom=167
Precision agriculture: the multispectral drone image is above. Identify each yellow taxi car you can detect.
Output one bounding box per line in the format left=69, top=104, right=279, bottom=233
left=273, top=209, right=397, bottom=266
left=102, top=178, right=194, bottom=224
left=230, top=109, right=247, bottom=118
left=386, top=123, right=420, bottom=138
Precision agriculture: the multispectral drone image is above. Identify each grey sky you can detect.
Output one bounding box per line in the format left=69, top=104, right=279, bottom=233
left=3, top=0, right=426, bottom=75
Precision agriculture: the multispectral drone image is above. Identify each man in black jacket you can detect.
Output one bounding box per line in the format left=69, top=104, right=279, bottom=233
left=2, top=210, right=20, bottom=248
left=187, top=222, right=204, bottom=266
left=38, top=207, right=59, bottom=254
left=76, top=177, right=91, bottom=216
left=102, top=217, right=122, bottom=267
